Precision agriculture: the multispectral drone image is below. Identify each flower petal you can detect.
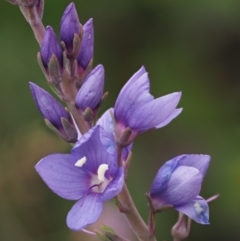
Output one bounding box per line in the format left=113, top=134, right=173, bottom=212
left=156, top=108, right=183, bottom=129
left=75, top=64, right=104, bottom=110
left=114, top=67, right=153, bottom=125
left=150, top=157, right=180, bottom=196
left=128, top=92, right=182, bottom=131
left=156, top=166, right=203, bottom=207
left=72, top=126, right=117, bottom=176
left=176, top=196, right=209, bottom=225
left=99, top=167, right=124, bottom=202
left=77, top=18, right=94, bottom=70
left=178, top=154, right=211, bottom=178
left=67, top=193, right=103, bottom=230
left=35, top=154, right=89, bottom=200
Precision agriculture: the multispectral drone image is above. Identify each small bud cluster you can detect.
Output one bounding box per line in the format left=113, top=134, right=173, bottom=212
left=6, top=1, right=219, bottom=241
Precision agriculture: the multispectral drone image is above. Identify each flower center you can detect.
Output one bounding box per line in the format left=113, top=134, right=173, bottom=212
left=74, top=158, right=111, bottom=193
left=91, top=164, right=111, bottom=193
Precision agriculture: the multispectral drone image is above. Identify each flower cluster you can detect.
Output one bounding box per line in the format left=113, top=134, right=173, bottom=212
left=20, top=1, right=214, bottom=239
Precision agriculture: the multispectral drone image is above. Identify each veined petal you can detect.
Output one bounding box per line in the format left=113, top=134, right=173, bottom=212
left=75, top=64, right=104, bottom=110
left=72, top=126, right=117, bottom=176
left=178, top=154, right=211, bottom=178
left=67, top=194, right=103, bottom=230
left=156, top=108, right=183, bottom=129
left=128, top=92, right=182, bottom=131
left=114, top=67, right=153, bottom=124
left=176, top=196, right=209, bottom=225
left=150, top=157, right=180, bottom=196
left=155, top=166, right=203, bottom=207
left=35, top=154, right=89, bottom=200
left=99, top=167, right=124, bottom=202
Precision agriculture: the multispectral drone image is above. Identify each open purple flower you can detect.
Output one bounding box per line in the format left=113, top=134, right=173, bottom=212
left=150, top=154, right=210, bottom=224
left=75, top=64, right=104, bottom=111
left=35, top=126, right=124, bottom=231
left=60, top=2, right=80, bottom=52
left=77, top=18, right=94, bottom=74
left=40, top=26, right=63, bottom=69
left=114, top=67, right=182, bottom=140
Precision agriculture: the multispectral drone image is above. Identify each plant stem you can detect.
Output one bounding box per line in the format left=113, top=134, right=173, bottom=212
left=19, top=5, right=45, bottom=45
left=117, top=184, right=157, bottom=241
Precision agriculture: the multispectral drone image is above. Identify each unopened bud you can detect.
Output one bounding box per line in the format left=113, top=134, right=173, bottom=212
left=40, top=26, right=63, bottom=70
left=171, top=213, right=191, bottom=241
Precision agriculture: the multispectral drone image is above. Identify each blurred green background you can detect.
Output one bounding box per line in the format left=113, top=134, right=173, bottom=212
left=0, top=0, right=240, bottom=240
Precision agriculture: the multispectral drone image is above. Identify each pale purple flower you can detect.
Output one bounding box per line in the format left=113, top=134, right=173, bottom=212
left=60, top=2, right=80, bottom=51
left=114, top=67, right=182, bottom=139
left=75, top=64, right=104, bottom=111
left=77, top=18, right=94, bottom=73
left=29, top=82, right=69, bottom=130
left=35, top=126, right=124, bottom=231
left=40, top=26, right=63, bottom=69
left=150, top=154, right=210, bottom=224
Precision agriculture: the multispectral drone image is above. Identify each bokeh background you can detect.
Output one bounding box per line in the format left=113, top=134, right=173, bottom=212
left=0, top=0, right=240, bottom=240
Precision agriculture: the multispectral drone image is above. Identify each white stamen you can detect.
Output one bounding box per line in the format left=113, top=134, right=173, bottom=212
left=194, top=202, right=203, bottom=214
left=75, top=156, right=87, bottom=167
left=97, top=164, right=109, bottom=182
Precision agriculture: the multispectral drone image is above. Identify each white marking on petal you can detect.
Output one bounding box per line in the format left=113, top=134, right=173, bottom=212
left=194, top=202, right=203, bottom=214
left=97, top=164, right=109, bottom=182
left=75, top=156, right=87, bottom=167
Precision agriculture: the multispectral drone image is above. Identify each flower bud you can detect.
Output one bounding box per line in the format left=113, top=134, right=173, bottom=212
left=40, top=26, right=63, bottom=70
left=77, top=18, right=94, bottom=74
left=75, top=64, right=104, bottom=111
left=60, top=2, right=80, bottom=52
left=171, top=213, right=191, bottom=240
left=29, top=82, right=77, bottom=142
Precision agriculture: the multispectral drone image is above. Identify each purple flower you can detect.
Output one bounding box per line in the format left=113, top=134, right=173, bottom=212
left=114, top=67, right=182, bottom=139
left=35, top=126, right=124, bottom=231
left=150, top=154, right=210, bottom=224
left=60, top=2, right=80, bottom=52
left=75, top=64, right=104, bottom=111
left=77, top=18, right=94, bottom=73
left=29, top=82, right=69, bottom=130
left=41, top=26, right=63, bottom=69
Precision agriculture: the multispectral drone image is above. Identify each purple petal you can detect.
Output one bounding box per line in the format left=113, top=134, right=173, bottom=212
left=35, top=154, right=89, bottom=200
left=128, top=92, right=182, bottom=132
left=176, top=196, right=209, bottom=225
left=72, top=126, right=117, bottom=176
left=41, top=26, right=63, bottom=68
left=29, top=82, right=69, bottom=130
left=150, top=157, right=180, bottom=196
left=156, top=108, right=183, bottom=129
left=114, top=67, right=153, bottom=125
left=60, top=2, right=80, bottom=51
left=67, top=193, right=103, bottom=230
left=99, top=167, right=124, bottom=202
left=75, top=65, right=104, bottom=110
left=77, top=18, right=94, bottom=70
left=154, top=166, right=203, bottom=207
left=97, top=108, right=132, bottom=161
left=97, top=108, right=115, bottom=136
left=178, top=154, right=211, bottom=178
